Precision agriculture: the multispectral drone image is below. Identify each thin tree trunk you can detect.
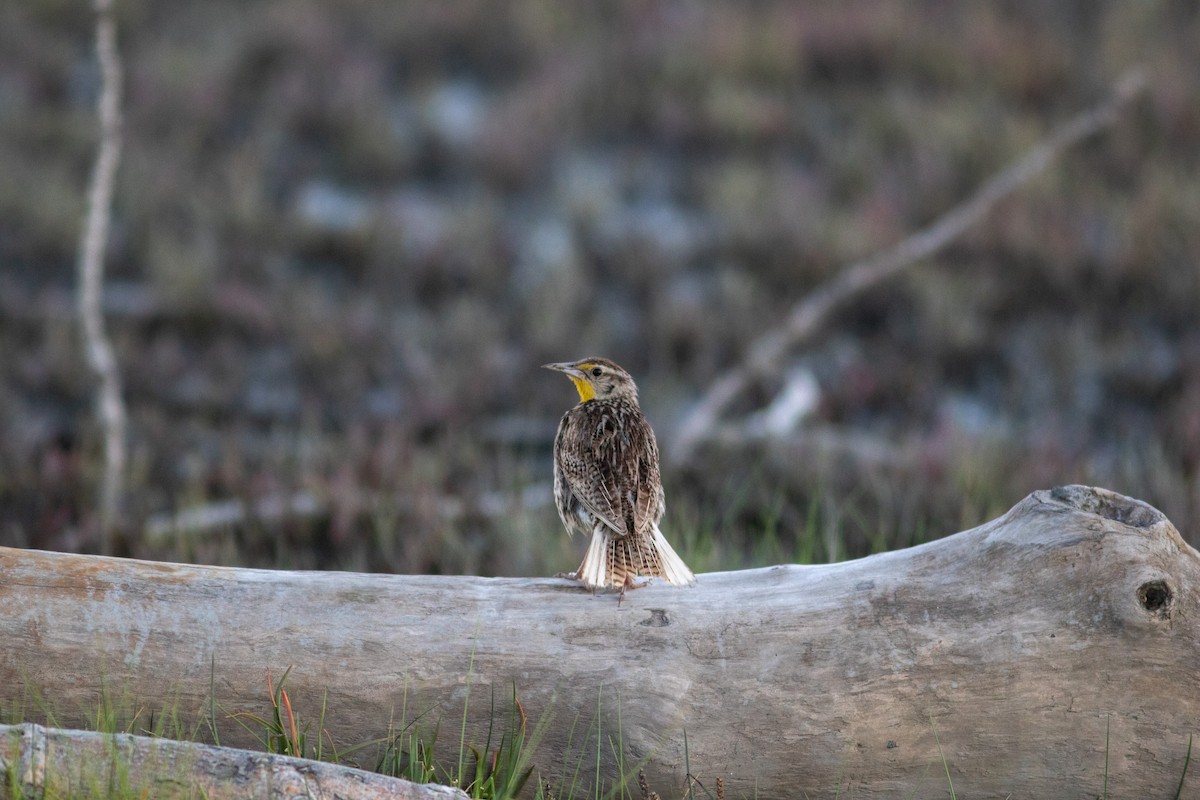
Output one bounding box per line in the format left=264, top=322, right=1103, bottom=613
left=1, top=486, right=1197, bottom=798
left=77, top=0, right=127, bottom=547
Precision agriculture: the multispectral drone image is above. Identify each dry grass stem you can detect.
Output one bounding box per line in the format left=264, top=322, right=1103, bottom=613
left=638, top=768, right=661, bottom=800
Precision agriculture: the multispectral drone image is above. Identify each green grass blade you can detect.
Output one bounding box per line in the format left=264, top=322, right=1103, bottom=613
left=207, top=653, right=221, bottom=747
left=595, top=684, right=603, bottom=800
left=564, top=707, right=588, bottom=799
left=684, top=728, right=692, bottom=800
left=1103, top=714, right=1110, bottom=800
left=1173, top=733, right=1193, bottom=800
left=930, top=716, right=955, bottom=800
left=459, top=636, right=478, bottom=789
left=316, top=688, right=328, bottom=762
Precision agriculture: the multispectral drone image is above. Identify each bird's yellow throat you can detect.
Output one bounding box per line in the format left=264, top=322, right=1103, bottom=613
left=570, top=373, right=596, bottom=402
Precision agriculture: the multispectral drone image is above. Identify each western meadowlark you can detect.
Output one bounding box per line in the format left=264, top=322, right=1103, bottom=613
left=543, top=357, right=696, bottom=591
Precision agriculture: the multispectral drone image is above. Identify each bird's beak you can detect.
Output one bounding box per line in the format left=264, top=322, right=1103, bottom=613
left=542, top=361, right=586, bottom=379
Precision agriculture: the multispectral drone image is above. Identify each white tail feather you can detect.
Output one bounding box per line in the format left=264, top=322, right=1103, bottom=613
left=651, top=524, right=696, bottom=587
left=577, top=527, right=611, bottom=588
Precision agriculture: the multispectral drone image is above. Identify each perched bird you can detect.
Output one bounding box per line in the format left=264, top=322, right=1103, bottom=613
left=543, top=357, right=696, bottom=591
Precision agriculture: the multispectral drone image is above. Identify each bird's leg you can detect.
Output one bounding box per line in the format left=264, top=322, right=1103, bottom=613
left=617, top=573, right=650, bottom=606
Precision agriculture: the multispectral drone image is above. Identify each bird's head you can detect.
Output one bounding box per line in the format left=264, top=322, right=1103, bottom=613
left=543, top=357, right=638, bottom=403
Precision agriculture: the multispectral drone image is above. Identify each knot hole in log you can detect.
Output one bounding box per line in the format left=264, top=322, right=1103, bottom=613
left=1137, top=579, right=1172, bottom=618
left=641, top=608, right=671, bottom=627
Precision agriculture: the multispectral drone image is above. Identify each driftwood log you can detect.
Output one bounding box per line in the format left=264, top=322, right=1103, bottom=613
left=2, top=485, right=1198, bottom=798
left=0, top=723, right=467, bottom=800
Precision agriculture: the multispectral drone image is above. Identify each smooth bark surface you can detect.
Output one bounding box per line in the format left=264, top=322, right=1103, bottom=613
left=2, top=485, right=1198, bottom=798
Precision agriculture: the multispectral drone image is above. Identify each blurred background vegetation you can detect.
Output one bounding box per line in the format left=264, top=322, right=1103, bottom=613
left=1, top=1, right=1197, bottom=576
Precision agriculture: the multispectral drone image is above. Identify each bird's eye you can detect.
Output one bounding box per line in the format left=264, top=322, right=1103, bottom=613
left=591, top=366, right=603, bottom=377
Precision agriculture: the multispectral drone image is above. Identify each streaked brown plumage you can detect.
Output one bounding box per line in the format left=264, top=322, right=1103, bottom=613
left=543, top=357, right=696, bottom=590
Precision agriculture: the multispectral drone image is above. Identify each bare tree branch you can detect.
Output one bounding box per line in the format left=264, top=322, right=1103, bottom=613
left=671, top=68, right=1148, bottom=464
left=77, top=0, right=127, bottom=547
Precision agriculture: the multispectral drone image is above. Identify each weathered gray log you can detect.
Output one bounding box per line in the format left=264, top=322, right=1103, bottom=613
left=0, top=722, right=467, bottom=800
left=2, top=485, right=1198, bottom=799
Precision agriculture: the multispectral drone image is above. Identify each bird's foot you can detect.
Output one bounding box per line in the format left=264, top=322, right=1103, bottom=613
left=557, top=570, right=606, bottom=596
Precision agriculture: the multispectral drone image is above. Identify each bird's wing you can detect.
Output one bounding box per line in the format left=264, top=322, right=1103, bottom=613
left=561, top=403, right=664, bottom=538
left=630, top=421, right=663, bottom=536
left=557, top=410, right=628, bottom=536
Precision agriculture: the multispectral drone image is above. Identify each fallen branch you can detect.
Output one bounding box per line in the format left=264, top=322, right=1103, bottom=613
left=0, top=723, right=467, bottom=800
left=672, top=68, right=1148, bottom=463
left=2, top=485, right=1198, bottom=797
left=142, top=485, right=552, bottom=540
left=77, top=0, right=128, bottom=546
